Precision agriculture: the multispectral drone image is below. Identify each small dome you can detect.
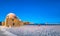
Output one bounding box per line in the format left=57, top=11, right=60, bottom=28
left=7, top=13, right=16, bottom=18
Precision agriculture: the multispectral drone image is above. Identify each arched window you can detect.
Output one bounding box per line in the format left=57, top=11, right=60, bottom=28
left=12, top=19, right=14, bottom=21
left=13, top=23, right=15, bottom=26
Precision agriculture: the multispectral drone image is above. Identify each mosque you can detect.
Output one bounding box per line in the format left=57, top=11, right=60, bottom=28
left=2, top=13, right=30, bottom=27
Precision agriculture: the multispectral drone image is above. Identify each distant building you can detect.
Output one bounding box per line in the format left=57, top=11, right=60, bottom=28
left=0, top=22, right=2, bottom=25
left=24, top=22, right=30, bottom=25
left=2, top=13, right=30, bottom=27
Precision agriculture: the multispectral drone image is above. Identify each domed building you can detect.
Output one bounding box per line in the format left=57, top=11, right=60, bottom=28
left=2, top=13, right=30, bottom=27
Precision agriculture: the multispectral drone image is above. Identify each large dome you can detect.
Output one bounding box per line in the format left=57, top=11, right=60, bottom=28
left=7, top=13, right=16, bottom=18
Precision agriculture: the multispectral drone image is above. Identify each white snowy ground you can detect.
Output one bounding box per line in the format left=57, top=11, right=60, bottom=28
left=0, top=26, right=17, bottom=36
left=1, top=25, right=60, bottom=36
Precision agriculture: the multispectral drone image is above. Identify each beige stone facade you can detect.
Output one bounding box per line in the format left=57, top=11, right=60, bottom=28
left=2, top=13, right=29, bottom=27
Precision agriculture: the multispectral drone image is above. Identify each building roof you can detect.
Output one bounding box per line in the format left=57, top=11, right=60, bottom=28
left=7, top=13, right=16, bottom=18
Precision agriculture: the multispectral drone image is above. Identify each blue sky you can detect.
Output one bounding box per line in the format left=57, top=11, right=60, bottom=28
left=0, top=0, right=60, bottom=23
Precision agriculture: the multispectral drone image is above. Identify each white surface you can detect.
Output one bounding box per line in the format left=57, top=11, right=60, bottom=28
left=0, top=26, right=17, bottom=36
left=1, top=25, right=60, bottom=36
